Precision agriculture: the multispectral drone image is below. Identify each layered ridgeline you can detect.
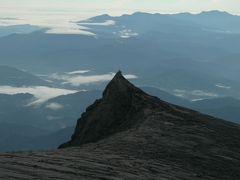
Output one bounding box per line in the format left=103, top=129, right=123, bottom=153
left=0, top=71, right=240, bottom=180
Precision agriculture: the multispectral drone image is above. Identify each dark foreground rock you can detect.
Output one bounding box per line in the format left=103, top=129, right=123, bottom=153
left=0, top=71, right=240, bottom=179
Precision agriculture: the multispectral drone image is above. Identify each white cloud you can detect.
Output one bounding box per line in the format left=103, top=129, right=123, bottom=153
left=78, top=20, right=115, bottom=26
left=50, top=72, right=138, bottom=87
left=174, top=93, right=185, bottom=98
left=173, top=89, right=186, bottom=97
left=119, top=29, right=138, bottom=38
left=215, top=84, right=231, bottom=89
left=191, top=90, right=219, bottom=97
left=66, top=70, right=91, bottom=75
left=191, top=98, right=205, bottom=102
left=46, top=116, right=62, bottom=121
left=46, top=25, right=95, bottom=36
left=0, top=86, right=77, bottom=105
left=174, top=89, right=186, bottom=93
left=0, top=18, right=22, bottom=26
left=46, top=102, right=64, bottom=110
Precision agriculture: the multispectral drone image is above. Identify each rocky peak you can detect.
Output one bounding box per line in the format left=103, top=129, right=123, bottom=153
left=59, top=71, right=152, bottom=148
left=102, top=70, right=145, bottom=101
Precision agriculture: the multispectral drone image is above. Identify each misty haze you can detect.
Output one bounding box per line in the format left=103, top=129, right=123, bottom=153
left=0, top=1, right=239, bottom=180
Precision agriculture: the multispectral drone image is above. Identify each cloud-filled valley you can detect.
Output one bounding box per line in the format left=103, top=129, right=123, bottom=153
left=0, top=86, right=77, bottom=105
left=0, top=69, right=138, bottom=107
left=49, top=71, right=138, bottom=87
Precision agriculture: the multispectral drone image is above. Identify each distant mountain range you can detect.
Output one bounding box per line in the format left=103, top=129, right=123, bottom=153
left=1, top=11, right=240, bottom=39
left=80, top=10, right=240, bottom=37
left=0, top=24, right=43, bottom=38
left=0, top=11, right=240, bottom=151
left=0, top=11, right=239, bottom=96
left=0, top=65, right=49, bottom=86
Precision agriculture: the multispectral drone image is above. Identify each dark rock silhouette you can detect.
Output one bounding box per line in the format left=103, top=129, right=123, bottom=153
left=0, top=71, right=240, bottom=179
left=60, top=70, right=152, bottom=148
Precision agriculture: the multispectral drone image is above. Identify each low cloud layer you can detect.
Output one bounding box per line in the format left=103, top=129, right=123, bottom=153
left=66, top=70, right=90, bottom=75
left=50, top=72, right=138, bottom=87
left=46, top=102, right=64, bottom=110
left=215, top=84, right=231, bottom=89
left=191, top=90, right=219, bottom=97
left=119, top=29, right=138, bottom=38
left=173, top=89, right=219, bottom=101
left=78, top=20, right=115, bottom=26
left=0, top=86, right=77, bottom=105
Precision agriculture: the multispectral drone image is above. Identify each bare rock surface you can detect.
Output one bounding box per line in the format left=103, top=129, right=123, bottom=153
left=0, top=71, right=240, bottom=179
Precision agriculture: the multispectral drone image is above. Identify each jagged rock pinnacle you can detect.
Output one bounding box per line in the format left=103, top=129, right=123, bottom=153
left=102, top=70, right=142, bottom=100
left=115, top=70, right=122, bottom=77
left=59, top=71, right=150, bottom=148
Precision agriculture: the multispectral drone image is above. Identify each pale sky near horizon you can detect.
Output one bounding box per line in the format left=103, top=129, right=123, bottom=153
left=0, top=0, right=239, bottom=33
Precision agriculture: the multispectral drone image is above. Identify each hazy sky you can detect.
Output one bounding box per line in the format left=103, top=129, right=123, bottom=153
left=0, top=0, right=239, bottom=33
left=1, top=0, right=239, bottom=15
